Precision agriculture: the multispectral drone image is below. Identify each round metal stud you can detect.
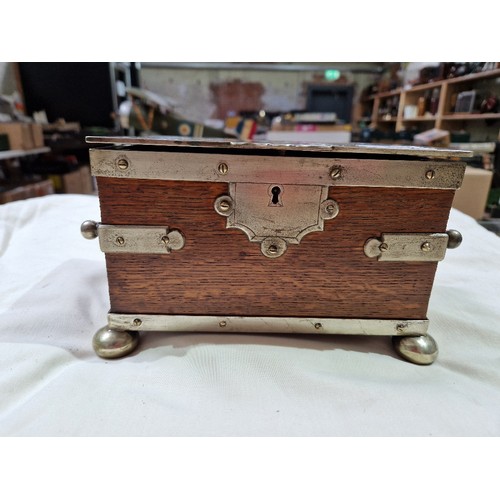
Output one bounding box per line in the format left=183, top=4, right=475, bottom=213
left=115, top=236, right=125, bottom=246
left=80, top=220, right=99, bottom=239
left=261, top=237, right=287, bottom=258
left=330, top=166, right=342, bottom=179
left=364, top=238, right=384, bottom=258
left=446, top=229, right=463, bottom=249
left=214, top=195, right=234, bottom=216
left=218, top=162, right=228, bottom=175
left=92, top=327, right=139, bottom=359
left=421, top=241, right=432, bottom=252
left=320, top=199, right=340, bottom=219
left=117, top=158, right=129, bottom=170
left=425, top=169, right=435, bottom=180
left=163, top=229, right=185, bottom=251
left=392, top=334, right=438, bottom=365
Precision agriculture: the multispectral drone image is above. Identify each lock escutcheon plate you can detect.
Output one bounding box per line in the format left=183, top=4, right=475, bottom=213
left=214, top=183, right=339, bottom=257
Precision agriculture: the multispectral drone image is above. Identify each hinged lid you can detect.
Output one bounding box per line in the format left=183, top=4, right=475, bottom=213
left=86, top=135, right=472, bottom=160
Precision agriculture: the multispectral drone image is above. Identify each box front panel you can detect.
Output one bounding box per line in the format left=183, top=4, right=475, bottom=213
left=97, top=176, right=454, bottom=319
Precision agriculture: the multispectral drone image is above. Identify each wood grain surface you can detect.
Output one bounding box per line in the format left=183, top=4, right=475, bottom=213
left=97, top=177, right=455, bottom=319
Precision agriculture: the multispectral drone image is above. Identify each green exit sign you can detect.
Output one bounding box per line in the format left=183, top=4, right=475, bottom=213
left=324, top=69, right=340, bottom=81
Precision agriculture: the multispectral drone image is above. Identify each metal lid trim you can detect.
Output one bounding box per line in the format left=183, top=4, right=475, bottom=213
left=86, top=135, right=473, bottom=159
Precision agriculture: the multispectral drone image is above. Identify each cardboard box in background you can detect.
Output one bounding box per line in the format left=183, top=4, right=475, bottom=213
left=0, top=122, right=34, bottom=150
left=0, top=122, right=44, bottom=150
left=266, top=129, right=352, bottom=143
left=49, top=165, right=94, bottom=194
left=79, top=166, right=94, bottom=194
left=31, top=123, right=44, bottom=148
left=0, top=179, right=54, bottom=204
left=413, top=128, right=450, bottom=147
left=0, top=133, right=9, bottom=151
left=452, top=166, right=494, bottom=220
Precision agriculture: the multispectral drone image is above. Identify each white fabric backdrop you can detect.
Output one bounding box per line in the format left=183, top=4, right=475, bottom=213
left=1, top=194, right=499, bottom=436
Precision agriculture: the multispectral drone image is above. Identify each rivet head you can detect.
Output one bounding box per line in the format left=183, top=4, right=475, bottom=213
left=115, top=236, right=125, bottom=246
left=314, top=323, right=322, bottom=330
left=379, top=242, right=388, bottom=252
left=133, top=318, right=142, bottom=327
left=321, top=199, right=339, bottom=219
left=446, top=229, right=463, bottom=249
left=396, top=323, right=407, bottom=333
left=117, top=158, right=129, bottom=170
left=421, top=242, right=432, bottom=252
left=330, top=166, right=342, bottom=179
left=214, top=195, right=234, bottom=216
left=261, top=237, right=287, bottom=258
left=80, top=220, right=98, bottom=239
left=425, top=170, right=435, bottom=180
left=161, top=236, right=170, bottom=245
left=218, top=162, right=228, bottom=175
left=219, top=321, right=227, bottom=327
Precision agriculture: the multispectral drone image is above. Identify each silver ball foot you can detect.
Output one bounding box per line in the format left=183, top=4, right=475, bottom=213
left=392, top=334, right=438, bottom=365
left=93, top=326, right=139, bottom=359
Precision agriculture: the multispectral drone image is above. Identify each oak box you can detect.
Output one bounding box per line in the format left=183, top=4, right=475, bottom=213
left=81, top=136, right=470, bottom=364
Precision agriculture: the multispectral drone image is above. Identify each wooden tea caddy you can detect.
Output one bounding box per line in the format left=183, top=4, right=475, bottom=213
left=81, top=136, right=470, bottom=364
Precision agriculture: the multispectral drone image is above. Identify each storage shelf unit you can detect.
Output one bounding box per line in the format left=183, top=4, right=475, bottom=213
left=370, top=67, right=500, bottom=136
left=441, top=113, right=500, bottom=121
left=0, top=147, right=53, bottom=204
left=0, top=147, right=50, bottom=161
left=402, top=117, right=436, bottom=122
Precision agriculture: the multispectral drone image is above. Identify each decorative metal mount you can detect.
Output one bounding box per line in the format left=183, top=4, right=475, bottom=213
left=214, top=183, right=339, bottom=258
left=89, top=149, right=466, bottom=190
left=108, top=313, right=429, bottom=336
left=364, top=230, right=462, bottom=262
left=98, top=314, right=436, bottom=364
left=80, top=220, right=185, bottom=254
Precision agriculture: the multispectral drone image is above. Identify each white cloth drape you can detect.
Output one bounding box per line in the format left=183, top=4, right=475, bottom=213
left=1, top=194, right=499, bottom=436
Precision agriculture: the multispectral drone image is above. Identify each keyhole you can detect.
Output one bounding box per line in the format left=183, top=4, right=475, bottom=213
left=271, top=186, right=281, bottom=205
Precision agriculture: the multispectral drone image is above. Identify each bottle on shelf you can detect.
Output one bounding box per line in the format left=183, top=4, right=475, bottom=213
left=417, top=96, right=426, bottom=116
left=430, top=88, right=440, bottom=115
left=424, top=90, right=431, bottom=114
